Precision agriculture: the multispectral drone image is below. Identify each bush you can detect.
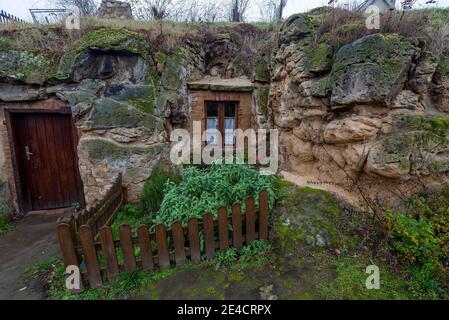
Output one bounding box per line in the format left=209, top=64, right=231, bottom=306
left=387, top=186, right=449, bottom=299
left=153, top=163, right=275, bottom=226
left=389, top=212, right=441, bottom=264
left=139, top=164, right=181, bottom=216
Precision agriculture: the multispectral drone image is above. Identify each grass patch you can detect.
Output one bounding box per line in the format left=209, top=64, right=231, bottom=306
left=315, top=253, right=413, bottom=300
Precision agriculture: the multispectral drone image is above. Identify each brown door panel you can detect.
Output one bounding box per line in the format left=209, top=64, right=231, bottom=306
left=10, top=112, right=84, bottom=211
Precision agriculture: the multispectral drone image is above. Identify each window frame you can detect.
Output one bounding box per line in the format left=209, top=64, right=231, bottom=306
left=204, top=101, right=238, bottom=147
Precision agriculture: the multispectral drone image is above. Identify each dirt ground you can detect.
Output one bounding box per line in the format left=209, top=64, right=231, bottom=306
left=0, top=214, right=61, bottom=300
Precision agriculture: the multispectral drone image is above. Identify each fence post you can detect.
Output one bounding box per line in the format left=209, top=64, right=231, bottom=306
left=246, top=195, right=256, bottom=244
left=218, top=207, right=229, bottom=251
left=99, top=226, right=119, bottom=282
left=79, top=225, right=102, bottom=289
left=203, top=212, right=215, bottom=260
left=187, top=217, right=200, bottom=264
left=172, top=221, right=186, bottom=266
left=137, top=225, right=154, bottom=271
left=259, top=190, right=269, bottom=240
left=232, top=203, right=243, bottom=250
left=119, top=224, right=137, bottom=273
left=57, top=223, right=84, bottom=292
left=155, top=224, right=170, bottom=269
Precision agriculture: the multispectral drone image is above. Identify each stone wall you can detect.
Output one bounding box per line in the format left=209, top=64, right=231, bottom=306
left=269, top=12, right=449, bottom=206
left=0, top=29, right=186, bottom=209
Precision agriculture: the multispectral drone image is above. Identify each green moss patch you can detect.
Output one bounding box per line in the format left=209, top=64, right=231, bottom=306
left=0, top=50, right=53, bottom=84
left=58, top=28, right=149, bottom=79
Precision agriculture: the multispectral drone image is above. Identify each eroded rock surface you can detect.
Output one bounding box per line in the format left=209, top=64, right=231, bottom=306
left=269, top=12, right=449, bottom=206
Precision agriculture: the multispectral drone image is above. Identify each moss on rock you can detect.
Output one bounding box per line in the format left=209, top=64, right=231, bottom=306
left=367, top=113, right=449, bottom=178
left=329, top=33, right=415, bottom=105
left=0, top=49, right=53, bottom=84
left=275, top=185, right=346, bottom=255
left=82, top=138, right=163, bottom=162
left=58, top=28, right=149, bottom=80
left=254, top=57, right=270, bottom=82
left=256, top=86, right=270, bottom=120
left=88, top=97, right=158, bottom=130
left=310, top=42, right=333, bottom=73
left=280, top=13, right=315, bottom=44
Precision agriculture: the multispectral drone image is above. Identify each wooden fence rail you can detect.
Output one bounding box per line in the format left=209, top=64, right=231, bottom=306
left=57, top=173, right=124, bottom=245
left=0, top=10, right=27, bottom=24
left=57, top=189, right=270, bottom=291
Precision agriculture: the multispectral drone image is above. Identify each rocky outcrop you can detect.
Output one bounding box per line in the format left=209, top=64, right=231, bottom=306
left=0, top=28, right=195, bottom=205
left=270, top=12, right=449, bottom=205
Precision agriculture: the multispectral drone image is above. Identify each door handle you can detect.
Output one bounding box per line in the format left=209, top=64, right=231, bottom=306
left=24, top=146, right=33, bottom=160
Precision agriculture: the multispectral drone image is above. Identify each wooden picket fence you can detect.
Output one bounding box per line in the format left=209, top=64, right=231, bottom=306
left=57, top=173, right=125, bottom=245
left=57, top=189, right=270, bottom=291
left=0, top=10, right=27, bottom=24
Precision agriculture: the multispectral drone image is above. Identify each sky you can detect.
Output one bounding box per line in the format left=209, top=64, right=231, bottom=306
left=1, top=0, right=449, bottom=22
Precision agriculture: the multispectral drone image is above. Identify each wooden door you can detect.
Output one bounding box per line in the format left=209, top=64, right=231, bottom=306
left=10, top=112, right=84, bottom=211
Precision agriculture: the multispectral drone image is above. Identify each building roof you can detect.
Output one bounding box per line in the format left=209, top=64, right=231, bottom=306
left=357, top=0, right=396, bottom=12
left=187, top=77, right=254, bottom=92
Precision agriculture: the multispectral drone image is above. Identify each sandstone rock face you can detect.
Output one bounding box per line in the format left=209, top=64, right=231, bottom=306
left=324, top=116, right=382, bottom=144
left=329, top=34, right=415, bottom=106
left=270, top=12, right=449, bottom=204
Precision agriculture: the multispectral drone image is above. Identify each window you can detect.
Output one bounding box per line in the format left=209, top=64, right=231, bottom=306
left=205, top=101, right=237, bottom=146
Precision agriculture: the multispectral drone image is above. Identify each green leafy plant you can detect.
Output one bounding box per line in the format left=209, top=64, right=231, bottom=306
left=112, top=204, right=153, bottom=237
left=154, top=163, right=275, bottom=226
left=387, top=208, right=448, bottom=299
left=214, top=248, right=238, bottom=269
left=239, top=240, right=275, bottom=267
left=389, top=212, right=441, bottom=264
left=139, top=164, right=181, bottom=216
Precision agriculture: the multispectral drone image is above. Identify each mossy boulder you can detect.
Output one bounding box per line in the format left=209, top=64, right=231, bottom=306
left=87, top=97, right=159, bottom=130
left=310, top=42, right=333, bottom=73
left=329, top=33, right=416, bottom=105
left=82, top=138, right=163, bottom=162
left=158, top=49, right=187, bottom=91
left=275, top=185, right=344, bottom=254
left=279, top=13, right=315, bottom=44
left=0, top=49, right=53, bottom=84
left=310, top=77, right=330, bottom=97
left=253, top=57, right=271, bottom=82
left=58, top=28, right=149, bottom=80
left=366, top=113, right=449, bottom=178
